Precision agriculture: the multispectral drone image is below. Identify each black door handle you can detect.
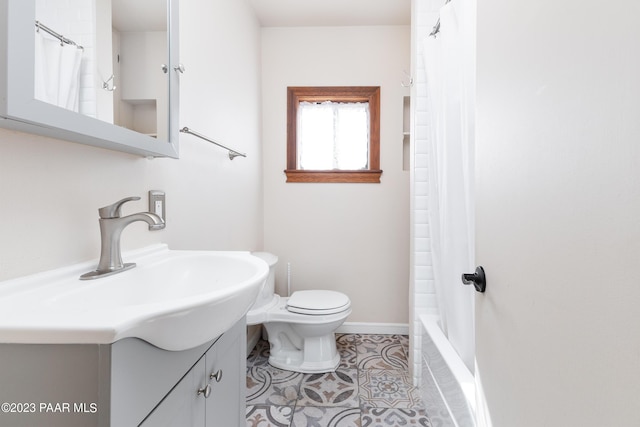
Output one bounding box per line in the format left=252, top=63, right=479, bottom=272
left=461, top=266, right=486, bottom=293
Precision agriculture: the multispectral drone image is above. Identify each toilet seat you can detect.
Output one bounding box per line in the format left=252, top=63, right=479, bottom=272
left=286, top=290, right=351, bottom=315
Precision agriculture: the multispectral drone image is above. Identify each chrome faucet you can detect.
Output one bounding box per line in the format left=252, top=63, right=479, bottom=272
left=80, top=196, right=165, bottom=280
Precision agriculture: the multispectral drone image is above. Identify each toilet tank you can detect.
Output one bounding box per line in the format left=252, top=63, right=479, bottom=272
left=249, top=252, right=278, bottom=310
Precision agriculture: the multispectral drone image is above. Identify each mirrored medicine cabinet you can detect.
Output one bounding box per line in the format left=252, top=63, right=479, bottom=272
left=0, top=0, right=180, bottom=158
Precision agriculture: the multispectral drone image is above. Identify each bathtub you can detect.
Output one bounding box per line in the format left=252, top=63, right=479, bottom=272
left=420, top=314, right=476, bottom=427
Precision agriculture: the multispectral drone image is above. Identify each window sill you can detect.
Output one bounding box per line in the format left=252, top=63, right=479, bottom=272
left=285, top=170, right=382, bottom=183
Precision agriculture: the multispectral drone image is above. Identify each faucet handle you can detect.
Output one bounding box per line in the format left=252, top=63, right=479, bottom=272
left=98, top=196, right=141, bottom=219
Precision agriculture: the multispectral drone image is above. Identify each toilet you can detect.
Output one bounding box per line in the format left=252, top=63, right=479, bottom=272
left=247, top=252, right=352, bottom=373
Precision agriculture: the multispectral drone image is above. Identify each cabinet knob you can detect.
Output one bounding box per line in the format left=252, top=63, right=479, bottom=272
left=210, top=370, right=223, bottom=382
left=197, top=384, right=211, bottom=399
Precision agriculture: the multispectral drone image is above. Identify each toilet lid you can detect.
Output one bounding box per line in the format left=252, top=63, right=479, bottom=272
left=286, top=290, right=351, bottom=315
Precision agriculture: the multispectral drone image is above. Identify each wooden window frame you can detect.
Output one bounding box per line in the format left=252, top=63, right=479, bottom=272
left=285, top=86, right=382, bottom=183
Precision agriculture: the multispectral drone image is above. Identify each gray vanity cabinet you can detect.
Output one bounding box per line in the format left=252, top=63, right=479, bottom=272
left=0, top=318, right=246, bottom=427
left=139, top=357, right=207, bottom=427
left=140, top=318, right=246, bottom=427
left=204, top=319, right=245, bottom=427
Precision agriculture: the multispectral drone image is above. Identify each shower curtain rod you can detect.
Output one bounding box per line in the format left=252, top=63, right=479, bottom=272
left=429, top=0, right=452, bottom=38
left=35, top=20, right=83, bottom=49
left=180, top=127, right=247, bottom=160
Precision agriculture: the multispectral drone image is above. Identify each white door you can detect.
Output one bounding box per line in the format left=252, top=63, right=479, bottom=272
left=474, top=2, right=640, bottom=426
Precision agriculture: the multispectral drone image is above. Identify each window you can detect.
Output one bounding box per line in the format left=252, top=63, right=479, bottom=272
left=285, top=86, right=382, bottom=183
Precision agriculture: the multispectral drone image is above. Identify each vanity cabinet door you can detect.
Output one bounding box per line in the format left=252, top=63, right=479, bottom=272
left=139, top=358, right=207, bottom=427
left=136, top=318, right=245, bottom=427
left=205, top=320, right=246, bottom=427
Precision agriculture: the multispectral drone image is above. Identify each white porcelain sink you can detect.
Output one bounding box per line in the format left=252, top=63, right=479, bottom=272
left=0, top=244, right=268, bottom=351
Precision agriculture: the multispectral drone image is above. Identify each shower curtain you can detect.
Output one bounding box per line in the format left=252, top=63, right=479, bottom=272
left=423, top=0, right=476, bottom=372
left=34, top=31, right=82, bottom=112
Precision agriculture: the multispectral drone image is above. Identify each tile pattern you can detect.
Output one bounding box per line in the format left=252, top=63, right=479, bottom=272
left=246, top=405, right=292, bottom=427
left=298, top=369, right=359, bottom=408
left=292, top=406, right=361, bottom=427
left=246, top=334, right=432, bottom=426
left=357, top=334, right=410, bottom=370
left=246, top=365, right=303, bottom=406
left=361, top=408, right=430, bottom=427
left=359, top=369, right=423, bottom=409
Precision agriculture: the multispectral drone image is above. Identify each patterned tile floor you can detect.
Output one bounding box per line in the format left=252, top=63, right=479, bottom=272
left=246, top=334, right=431, bottom=427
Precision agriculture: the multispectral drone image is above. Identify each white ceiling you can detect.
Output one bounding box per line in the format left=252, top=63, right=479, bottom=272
left=248, top=0, right=411, bottom=27
left=111, top=0, right=410, bottom=33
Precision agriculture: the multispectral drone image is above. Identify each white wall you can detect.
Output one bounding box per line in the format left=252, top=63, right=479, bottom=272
left=0, top=0, right=262, bottom=282
left=262, top=26, right=411, bottom=324
left=475, top=1, right=640, bottom=425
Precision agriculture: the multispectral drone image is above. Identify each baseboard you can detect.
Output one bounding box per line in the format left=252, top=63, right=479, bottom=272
left=336, top=322, right=409, bottom=335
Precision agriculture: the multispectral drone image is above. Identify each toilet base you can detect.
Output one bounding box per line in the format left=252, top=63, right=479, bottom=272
left=268, top=350, right=340, bottom=373
left=266, top=332, right=341, bottom=373
left=248, top=294, right=351, bottom=374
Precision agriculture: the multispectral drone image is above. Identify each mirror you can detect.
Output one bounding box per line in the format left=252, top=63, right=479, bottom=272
left=35, top=0, right=168, bottom=140
left=110, top=0, right=168, bottom=140
left=0, top=0, right=179, bottom=158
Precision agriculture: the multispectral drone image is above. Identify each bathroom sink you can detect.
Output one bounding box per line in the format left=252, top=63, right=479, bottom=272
left=0, top=244, right=268, bottom=351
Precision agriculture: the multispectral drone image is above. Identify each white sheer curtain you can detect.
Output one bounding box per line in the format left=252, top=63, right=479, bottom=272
left=423, top=0, right=476, bottom=372
left=34, top=31, right=83, bottom=112
left=297, top=101, right=369, bottom=170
